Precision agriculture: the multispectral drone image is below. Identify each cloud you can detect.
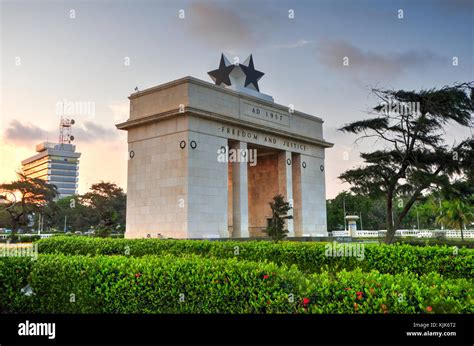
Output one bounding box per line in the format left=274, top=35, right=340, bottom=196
left=317, top=40, right=445, bottom=81
left=4, top=120, right=49, bottom=143
left=4, top=120, right=119, bottom=146
left=76, top=121, right=119, bottom=142
left=185, top=2, right=277, bottom=50
left=273, top=39, right=314, bottom=49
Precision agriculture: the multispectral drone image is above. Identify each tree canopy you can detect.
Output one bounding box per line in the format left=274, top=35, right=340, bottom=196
left=0, top=179, right=126, bottom=236
left=339, top=82, right=473, bottom=243
left=0, top=172, right=58, bottom=239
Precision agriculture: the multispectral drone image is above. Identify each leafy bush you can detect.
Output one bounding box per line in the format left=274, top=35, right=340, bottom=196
left=23, top=254, right=305, bottom=313
left=18, top=235, right=41, bottom=242
left=395, top=237, right=474, bottom=249
left=304, top=270, right=473, bottom=314
left=1, top=254, right=471, bottom=314
left=36, top=237, right=473, bottom=278
left=0, top=257, right=35, bottom=313
left=93, top=228, right=112, bottom=238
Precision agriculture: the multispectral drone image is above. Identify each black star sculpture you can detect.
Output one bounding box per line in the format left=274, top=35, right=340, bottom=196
left=208, top=54, right=235, bottom=87
left=239, top=55, right=264, bottom=92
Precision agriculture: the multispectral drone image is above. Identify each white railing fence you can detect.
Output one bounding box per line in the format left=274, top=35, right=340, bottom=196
left=331, top=229, right=474, bottom=239
left=0, top=233, right=53, bottom=240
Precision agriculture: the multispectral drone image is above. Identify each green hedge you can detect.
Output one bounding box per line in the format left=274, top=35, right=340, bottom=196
left=305, top=270, right=473, bottom=314
left=4, top=254, right=306, bottom=313
left=1, top=254, right=471, bottom=314
left=0, top=257, right=35, bottom=313
left=395, top=237, right=474, bottom=249
left=36, top=237, right=473, bottom=278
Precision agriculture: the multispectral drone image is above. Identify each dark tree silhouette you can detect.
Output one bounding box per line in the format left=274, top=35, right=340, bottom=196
left=264, top=194, right=293, bottom=242
left=0, top=172, right=58, bottom=240
left=339, top=82, right=473, bottom=243
left=80, top=181, right=126, bottom=231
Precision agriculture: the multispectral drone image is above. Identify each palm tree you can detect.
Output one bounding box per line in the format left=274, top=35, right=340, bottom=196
left=436, top=199, right=473, bottom=241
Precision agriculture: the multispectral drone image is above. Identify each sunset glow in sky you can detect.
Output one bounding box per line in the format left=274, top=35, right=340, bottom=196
left=1, top=0, right=472, bottom=198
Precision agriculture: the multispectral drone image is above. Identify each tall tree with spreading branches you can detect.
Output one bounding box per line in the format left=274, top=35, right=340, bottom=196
left=0, top=172, right=58, bottom=240
left=339, top=82, right=473, bottom=243
left=80, top=181, right=126, bottom=231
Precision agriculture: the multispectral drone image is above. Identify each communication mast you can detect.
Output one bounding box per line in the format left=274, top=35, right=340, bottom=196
left=59, top=116, right=75, bottom=146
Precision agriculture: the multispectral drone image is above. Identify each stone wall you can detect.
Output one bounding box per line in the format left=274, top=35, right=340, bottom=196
left=187, top=131, right=228, bottom=238
left=126, top=118, right=188, bottom=238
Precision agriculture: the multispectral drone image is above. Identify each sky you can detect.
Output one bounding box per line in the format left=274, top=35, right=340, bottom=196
left=0, top=0, right=473, bottom=198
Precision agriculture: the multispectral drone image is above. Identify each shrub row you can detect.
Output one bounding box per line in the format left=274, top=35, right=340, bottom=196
left=1, top=254, right=471, bottom=314
left=3, top=254, right=305, bottom=313
left=394, top=237, right=474, bottom=249
left=0, top=257, right=35, bottom=313
left=305, top=270, right=472, bottom=314
left=36, top=236, right=473, bottom=278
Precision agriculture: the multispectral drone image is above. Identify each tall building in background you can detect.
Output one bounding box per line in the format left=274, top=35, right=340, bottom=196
left=21, top=117, right=80, bottom=198
left=21, top=142, right=81, bottom=198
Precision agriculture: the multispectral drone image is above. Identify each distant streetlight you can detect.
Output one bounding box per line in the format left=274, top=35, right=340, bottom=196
left=439, top=198, right=444, bottom=230
left=343, top=196, right=347, bottom=231
left=416, top=208, right=420, bottom=230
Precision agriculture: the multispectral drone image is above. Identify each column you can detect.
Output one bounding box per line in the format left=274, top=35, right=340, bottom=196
left=231, top=141, right=249, bottom=238
left=278, top=151, right=294, bottom=236
left=291, top=153, right=302, bottom=236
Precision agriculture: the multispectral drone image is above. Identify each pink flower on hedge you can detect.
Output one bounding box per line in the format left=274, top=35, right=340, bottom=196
left=356, top=291, right=363, bottom=299
left=263, top=275, right=269, bottom=279
left=426, top=306, right=433, bottom=312
left=135, top=273, right=141, bottom=278
left=303, top=298, right=310, bottom=305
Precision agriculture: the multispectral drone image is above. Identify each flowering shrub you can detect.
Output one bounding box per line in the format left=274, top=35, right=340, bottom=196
left=1, top=254, right=471, bottom=314
left=304, top=269, right=473, bottom=314
left=36, top=237, right=473, bottom=278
